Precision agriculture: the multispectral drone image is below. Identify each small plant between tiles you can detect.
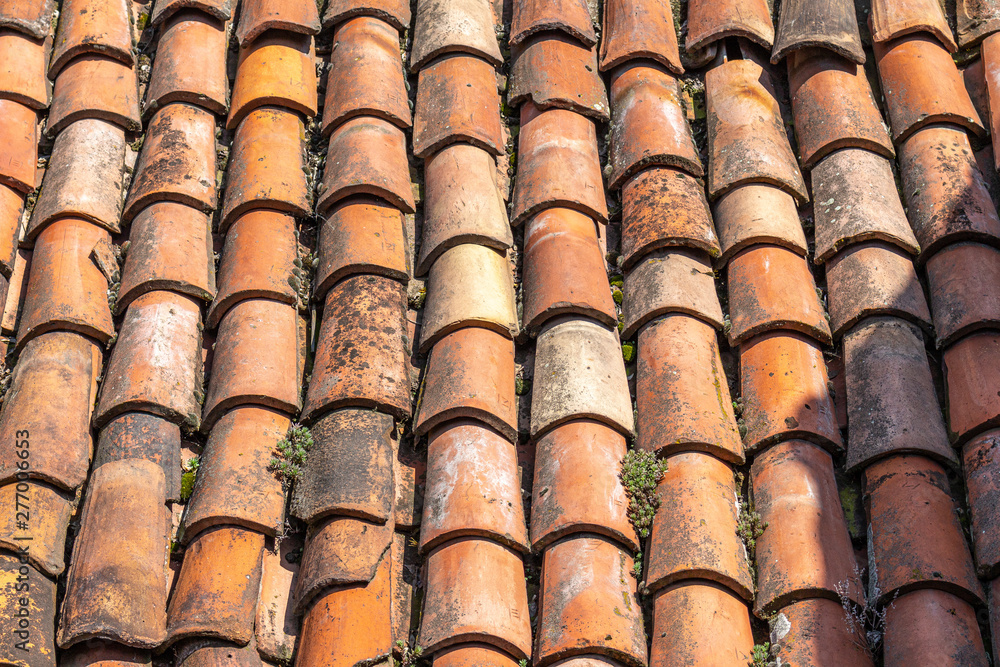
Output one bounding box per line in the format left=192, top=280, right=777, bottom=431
left=269, top=424, right=314, bottom=488
left=180, top=456, right=200, bottom=502
left=619, top=449, right=668, bottom=539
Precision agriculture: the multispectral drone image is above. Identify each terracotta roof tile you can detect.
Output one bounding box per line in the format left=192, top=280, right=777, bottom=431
left=93, top=290, right=203, bottom=428
left=712, top=184, right=808, bottom=266
left=509, top=34, right=608, bottom=120
left=183, top=407, right=288, bottom=538
left=60, top=641, right=152, bottom=665
left=414, top=326, right=516, bottom=439
left=0, top=185, right=23, bottom=278
left=884, top=589, right=988, bottom=665
left=166, top=526, right=265, bottom=646
left=421, top=420, right=527, bottom=552
left=739, top=331, right=843, bottom=454
left=418, top=144, right=510, bottom=275
left=228, top=32, right=317, bottom=129
left=962, top=430, right=1000, bottom=576
left=413, top=54, right=504, bottom=158
left=620, top=167, right=721, bottom=268
left=304, top=274, right=411, bottom=420
left=598, top=0, right=682, bottom=73
left=772, top=0, right=864, bottom=64
left=685, top=0, right=774, bottom=53
left=234, top=0, right=320, bottom=45
left=143, top=12, right=229, bottom=118
left=984, top=35, right=1000, bottom=170
left=94, top=412, right=182, bottom=502
left=255, top=535, right=299, bottom=662
left=410, top=0, right=501, bottom=69
left=322, top=0, right=410, bottom=32
left=27, top=118, right=125, bottom=241
left=0, top=30, right=50, bottom=109
left=0, top=99, right=38, bottom=194
left=390, top=529, right=417, bottom=648
left=48, top=0, right=133, bottom=78
left=149, top=0, right=232, bottom=26
left=648, top=582, right=754, bottom=666
left=510, top=0, right=593, bottom=49
left=875, top=35, right=983, bottom=143
left=0, top=554, right=57, bottom=663
left=706, top=59, right=808, bottom=204
left=752, top=440, right=863, bottom=613
left=290, top=407, right=395, bottom=525
left=958, top=0, right=1000, bottom=47
left=316, top=115, right=415, bottom=216
left=530, top=418, right=635, bottom=551
left=623, top=248, right=722, bottom=338
left=174, top=639, right=265, bottom=666
left=117, top=202, right=215, bottom=310
left=0, top=0, right=55, bottom=39
left=636, top=314, right=744, bottom=463
left=321, top=16, right=410, bottom=135
left=943, top=331, right=1000, bottom=444
left=394, top=444, right=425, bottom=530
left=787, top=50, right=893, bottom=168
left=510, top=104, right=607, bottom=225
left=530, top=317, right=634, bottom=439
left=535, top=535, right=647, bottom=667
left=864, top=454, right=982, bottom=605
left=812, top=148, right=920, bottom=263
left=0, top=480, right=73, bottom=576
left=58, top=459, right=169, bottom=648
left=432, top=643, right=521, bottom=666
left=418, top=538, right=532, bottom=659
left=926, top=243, right=1000, bottom=347
left=607, top=63, right=701, bottom=190
left=844, top=317, right=955, bottom=469
left=46, top=55, right=140, bottom=136
left=220, top=106, right=311, bottom=230
left=870, top=0, right=958, bottom=51
left=769, top=598, right=872, bottom=665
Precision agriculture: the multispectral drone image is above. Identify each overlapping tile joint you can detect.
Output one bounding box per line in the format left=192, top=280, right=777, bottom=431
left=0, top=0, right=999, bottom=663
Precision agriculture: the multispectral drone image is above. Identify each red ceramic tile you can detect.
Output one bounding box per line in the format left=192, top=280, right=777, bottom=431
left=899, top=124, right=1000, bottom=259
left=865, top=455, right=982, bottom=605
left=60, top=641, right=152, bottom=666
left=27, top=119, right=125, bottom=241
left=322, top=0, right=410, bottom=32
left=646, top=451, right=752, bottom=601
left=150, top=0, right=232, bottom=25
left=0, top=554, right=57, bottom=663
left=220, top=106, right=310, bottom=232
left=413, top=54, right=504, bottom=158
left=183, top=407, right=288, bottom=538
left=871, top=0, right=957, bottom=51
left=636, top=314, right=744, bottom=463
left=166, top=526, right=265, bottom=646
left=235, top=0, right=320, bottom=44
left=421, top=420, right=527, bottom=552
left=769, top=598, right=872, bottom=666
left=117, top=202, right=215, bottom=311
left=174, top=640, right=264, bottom=665
left=531, top=317, right=634, bottom=439
left=419, top=538, right=532, bottom=659
left=726, top=244, right=832, bottom=346
left=304, top=274, right=411, bottom=420
left=620, top=167, right=720, bottom=268
left=418, top=143, right=511, bottom=275
left=685, top=0, right=773, bottom=52
left=599, top=0, right=682, bottom=73
left=712, top=183, right=808, bottom=266
left=788, top=49, right=893, bottom=168
left=966, top=55, right=989, bottom=129
left=522, top=207, right=616, bottom=335
left=510, top=104, right=607, bottom=226
left=58, top=459, right=169, bottom=648
left=740, top=331, right=843, bottom=454
left=228, top=32, right=317, bottom=129
left=875, top=35, right=984, bottom=143
left=0, top=99, right=38, bottom=194
left=317, top=116, right=415, bottom=216
left=95, top=412, right=181, bottom=501
left=607, top=63, right=701, bottom=190
left=17, top=218, right=114, bottom=349
left=202, top=298, right=301, bottom=430
left=510, top=0, right=594, bottom=48
left=0, top=332, right=100, bottom=491
left=844, top=317, right=955, bottom=470
left=123, top=102, right=217, bottom=222
left=411, top=0, right=502, bottom=69
left=536, top=536, right=647, bottom=667
left=752, top=440, right=863, bottom=613
left=926, top=243, right=1000, bottom=347
left=944, top=331, right=1000, bottom=444
left=772, top=0, right=864, bottom=63
left=322, top=16, right=410, bottom=135
left=0, top=30, right=49, bottom=109
left=291, top=407, right=395, bottom=524
left=986, top=35, right=1000, bottom=169
left=93, top=290, right=203, bottom=429
left=884, top=590, right=988, bottom=665
left=509, top=34, right=609, bottom=120
left=0, top=481, right=73, bottom=576
left=706, top=59, right=808, bottom=204
left=958, top=1, right=1000, bottom=47
left=47, top=55, right=140, bottom=136
left=414, top=326, right=516, bottom=440
left=433, top=644, right=521, bottom=666
left=0, top=252, right=26, bottom=334
left=49, top=0, right=133, bottom=78
left=0, top=0, right=55, bottom=39
left=623, top=249, right=722, bottom=339
left=826, top=242, right=931, bottom=338
left=648, top=582, right=754, bottom=667
left=0, top=185, right=23, bottom=279
left=963, top=430, right=1000, bottom=576
left=143, top=12, right=229, bottom=117
left=812, top=148, right=920, bottom=263
left=530, top=418, right=635, bottom=551
left=255, top=535, right=300, bottom=662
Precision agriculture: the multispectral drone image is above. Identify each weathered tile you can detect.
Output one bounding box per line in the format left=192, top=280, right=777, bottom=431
left=884, top=589, right=988, bottom=665
left=926, top=243, right=1000, bottom=347
left=0, top=100, right=37, bottom=195
left=510, top=0, right=594, bottom=48
left=144, top=11, right=229, bottom=117
left=958, top=0, right=1000, bottom=47
left=0, top=0, right=55, bottom=39
left=986, top=35, right=1000, bottom=172
left=322, top=16, right=409, bottom=134
left=235, top=0, right=319, bottom=44
left=685, top=0, right=773, bottom=52
left=411, top=0, right=500, bottom=69
left=49, top=0, right=133, bottom=78
left=0, top=185, right=23, bottom=278
left=871, top=0, right=957, bottom=51
left=60, top=641, right=152, bottom=665
left=769, top=599, right=872, bottom=666
left=944, top=331, right=1000, bottom=445
left=772, top=0, right=864, bottom=64
left=509, top=34, right=609, bottom=120
left=432, top=644, right=520, bottom=666
left=228, top=32, right=317, bottom=129
left=712, top=183, right=807, bottom=266
left=599, top=0, right=681, bottom=73
left=0, top=481, right=73, bottom=576
left=637, top=314, right=744, bottom=463
left=47, top=55, right=140, bottom=136
left=175, top=638, right=264, bottom=666
left=963, top=430, right=1000, bottom=577
left=322, top=0, right=409, bottom=32
left=95, top=412, right=181, bottom=502
left=0, top=553, right=57, bottom=665
left=624, top=249, right=722, bottom=339
left=58, top=459, right=169, bottom=648
left=649, top=583, right=754, bottom=667
left=150, top=0, right=232, bottom=25
left=256, top=536, right=300, bottom=663
left=0, top=30, right=49, bottom=109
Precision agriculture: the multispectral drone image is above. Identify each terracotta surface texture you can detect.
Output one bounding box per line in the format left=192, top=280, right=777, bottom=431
left=871, top=0, right=958, bottom=50
left=685, top=0, right=774, bottom=52
left=599, top=0, right=682, bottom=73
left=509, top=34, right=609, bottom=120
left=47, top=54, right=141, bottom=136
left=49, top=0, right=133, bottom=78
left=143, top=11, right=229, bottom=117
left=322, top=0, right=410, bottom=31
left=0, top=0, right=55, bottom=38
left=0, top=31, right=49, bottom=110
left=410, top=0, right=501, bottom=69
left=235, top=0, right=320, bottom=44
left=943, top=331, right=1000, bottom=444
left=772, top=0, right=864, bottom=64
left=511, top=0, right=594, bottom=49
left=228, top=32, right=318, bottom=130
left=712, top=183, right=808, bottom=266
left=623, top=248, right=723, bottom=338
